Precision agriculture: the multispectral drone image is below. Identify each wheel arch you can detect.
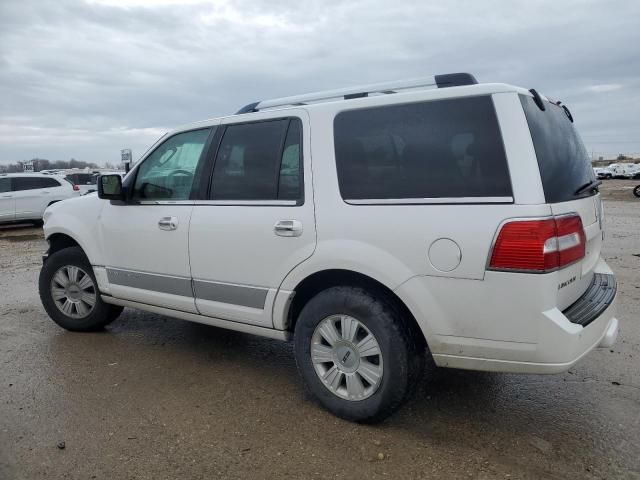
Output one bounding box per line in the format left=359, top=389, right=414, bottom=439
left=46, top=232, right=86, bottom=259
left=284, top=269, right=427, bottom=350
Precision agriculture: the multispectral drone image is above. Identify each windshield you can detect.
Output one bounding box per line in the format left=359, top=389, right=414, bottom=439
left=520, top=95, right=595, bottom=203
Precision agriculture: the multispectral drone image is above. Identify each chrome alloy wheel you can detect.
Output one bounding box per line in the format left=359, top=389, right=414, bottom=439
left=311, top=315, right=384, bottom=401
left=50, top=265, right=97, bottom=319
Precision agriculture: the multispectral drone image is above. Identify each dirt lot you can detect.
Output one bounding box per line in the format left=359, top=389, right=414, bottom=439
left=1, top=181, right=639, bottom=479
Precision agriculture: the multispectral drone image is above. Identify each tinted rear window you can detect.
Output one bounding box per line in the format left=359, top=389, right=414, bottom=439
left=210, top=118, right=303, bottom=202
left=13, top=176, right=60, bottom=190
left=334, top=96, right=512, bottom=200
left=520, top=95, right=595, bottom=203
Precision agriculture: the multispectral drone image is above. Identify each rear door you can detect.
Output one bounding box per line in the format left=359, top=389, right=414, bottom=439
left=0, top=177, right=15, bottom=222
left=13, top=176, right=50, bottom=220
left=188, top=111, right=315, bottom=327
left=520, top=95, right=604, bottom=308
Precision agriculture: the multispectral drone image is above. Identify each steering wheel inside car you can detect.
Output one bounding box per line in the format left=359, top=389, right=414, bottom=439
left=168, top=169, right=193, bottom=178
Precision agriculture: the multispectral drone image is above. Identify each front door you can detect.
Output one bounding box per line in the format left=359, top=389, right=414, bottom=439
left=100, top=126, right=215, bottom=313
left=189, top=111, right=316, bottom=327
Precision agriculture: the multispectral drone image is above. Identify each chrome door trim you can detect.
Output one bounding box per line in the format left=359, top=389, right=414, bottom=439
left=106, top=267, right=193, bottom=297
left=193, top=279, right=268, bottom=309
left=345, top=197, right=514, bottom=205
left=193, top=200, right=298, bottom=206
left=136, top=200, right=195, bottom=205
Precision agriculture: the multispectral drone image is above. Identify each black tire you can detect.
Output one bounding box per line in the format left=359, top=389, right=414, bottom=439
left=293, top=286, right=424, bottom=423
left=39, top=246, right=123, bottom=331
left=634, top=185, right=640, bottom=198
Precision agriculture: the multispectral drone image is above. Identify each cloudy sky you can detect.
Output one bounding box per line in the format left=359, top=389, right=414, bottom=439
left=1, top=0, right=639, bottom=165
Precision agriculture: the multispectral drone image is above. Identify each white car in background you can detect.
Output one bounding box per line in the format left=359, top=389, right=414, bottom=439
left=0, top=173, right=80, bottom=225
left=593, top=167, right=613, bottom=179
left=607, top=163, right=640, bottom=179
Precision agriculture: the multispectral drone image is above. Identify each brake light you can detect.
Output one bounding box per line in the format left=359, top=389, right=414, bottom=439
left=72, top=185, right=80, bottom=191
left=489, top=215, right=586, bottom=273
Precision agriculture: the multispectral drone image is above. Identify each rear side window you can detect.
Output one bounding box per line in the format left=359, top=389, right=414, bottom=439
left=12, top=176, right=60, bottom=191
left=0, top=178, right=10, bottom=193
left=520, top=95, right=595, bottom=203
left=334, top=96, right=511, bottom=200
left=210, top=118, right=303, bottom=202
left=68, top=173, right=94, bottom=185
left=40, top=177, right=62, bottom=188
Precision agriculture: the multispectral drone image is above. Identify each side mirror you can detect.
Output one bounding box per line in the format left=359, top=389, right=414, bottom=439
left=98, top=174, right=124, bottom=201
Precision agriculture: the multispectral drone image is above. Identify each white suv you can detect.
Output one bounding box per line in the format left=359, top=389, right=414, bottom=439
left=38, top=73, right=618, bottom=422
left=0, top=173, right=79, bottom=225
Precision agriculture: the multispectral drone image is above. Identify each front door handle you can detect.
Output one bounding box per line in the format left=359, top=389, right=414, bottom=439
left=274, top=220, right=303, bottom=237
left=158, top=216, right=178, bottom=231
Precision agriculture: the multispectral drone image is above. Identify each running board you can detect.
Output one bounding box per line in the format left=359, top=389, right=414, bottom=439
left=101, top=295, right=291, bottom=341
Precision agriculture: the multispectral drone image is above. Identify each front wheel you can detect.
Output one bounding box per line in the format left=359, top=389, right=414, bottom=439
left=634, top=185, right=640, bottom=198
left=39, top=246, right=123, bottom=331
left=293, top=286, right=424, bottom=423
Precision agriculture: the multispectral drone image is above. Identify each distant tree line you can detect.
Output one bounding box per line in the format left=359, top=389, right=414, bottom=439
left=0, top=158, right=102, bottom=173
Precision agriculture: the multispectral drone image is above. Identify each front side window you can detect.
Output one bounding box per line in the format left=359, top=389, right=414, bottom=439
left=334, top=96, right=512, bottom=200
left=132, top=128, right=210, bottom=201
left=0, top=178, right=10, bottom=193
left=210, top=118, right=303, bottom=201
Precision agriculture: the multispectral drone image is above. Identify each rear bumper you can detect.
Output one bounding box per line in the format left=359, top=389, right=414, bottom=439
left=431, top=312, right=618, bottom=374
left=396, top=257, right=619, bottom=374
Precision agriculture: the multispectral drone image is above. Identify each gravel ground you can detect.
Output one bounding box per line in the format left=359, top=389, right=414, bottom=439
left=1, top=181, right=639, bottom=479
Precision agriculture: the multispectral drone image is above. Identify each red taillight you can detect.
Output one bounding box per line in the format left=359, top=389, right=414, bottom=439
left=72, top=184, right=80, bottom=191
left=489, top=215, right=586, bottom=273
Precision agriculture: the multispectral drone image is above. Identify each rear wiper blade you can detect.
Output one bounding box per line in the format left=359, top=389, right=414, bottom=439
left=574, top=179, right=602, bottom=196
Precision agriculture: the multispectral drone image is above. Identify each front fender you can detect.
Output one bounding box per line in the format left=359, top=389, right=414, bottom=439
left=43, top=195, right=106, bottom=266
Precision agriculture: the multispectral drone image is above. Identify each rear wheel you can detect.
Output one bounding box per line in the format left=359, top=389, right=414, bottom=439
left=293, top=286, right=424, bottom=423
left=39, top=247, right=123, bottom=331
left=634, top=185, right=640, bottom=198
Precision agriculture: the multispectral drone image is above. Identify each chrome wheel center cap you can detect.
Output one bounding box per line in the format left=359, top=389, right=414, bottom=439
left=334, top=343, right=359, bottom=373
left=66, top=284, right=82, bottom=301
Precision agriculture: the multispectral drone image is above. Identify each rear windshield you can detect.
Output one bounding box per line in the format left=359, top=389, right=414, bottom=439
left=334, top=96, right=512, bottom=200
left=520, top=95, right=595, bottom=203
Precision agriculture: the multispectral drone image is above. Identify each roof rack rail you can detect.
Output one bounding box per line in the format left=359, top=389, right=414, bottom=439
left=235, top=72, right=477, bottom=114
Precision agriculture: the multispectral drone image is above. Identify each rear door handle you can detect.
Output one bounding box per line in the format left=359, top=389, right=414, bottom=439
left=274, top=220, right=303, bottom=237
left=158, top=216, right=178, bottom=231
